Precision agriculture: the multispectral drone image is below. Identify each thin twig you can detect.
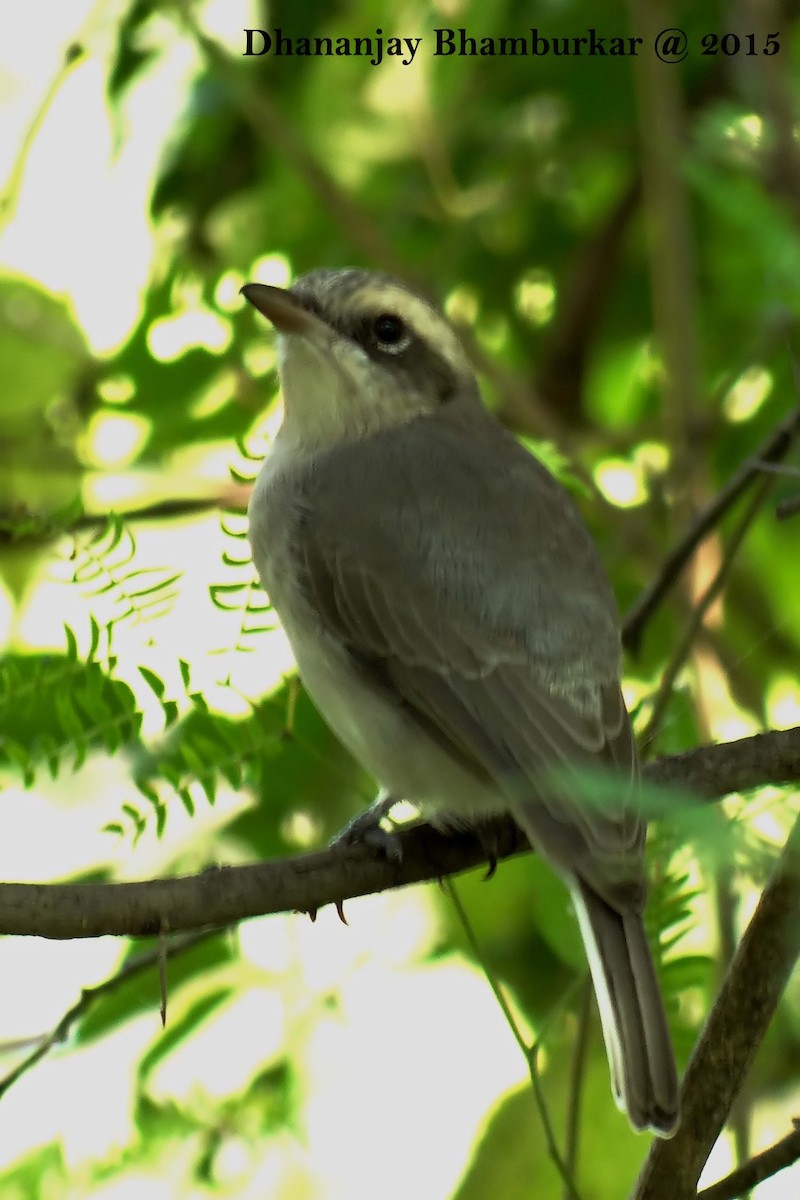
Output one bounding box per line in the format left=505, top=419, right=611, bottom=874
left=0, top=928, right=220, bottom=1100
left=758, top=463, right=800, bottom=520
left=640, top=474, right=776, bottom=749
left=623, top=403, right=800, bottom=655
left=0, top=40, right=86, bottom=226
left=777, top=494, right=800, bottom=519
left=443, top=879, right=583, bottom=1200
left=158, top=922, right=169, bottom=1027
left=0, top=492, right=243, bottom=547
left=563, top=978, right=592, bottom=1197
left=696, top=1120, right=800, bottom=1200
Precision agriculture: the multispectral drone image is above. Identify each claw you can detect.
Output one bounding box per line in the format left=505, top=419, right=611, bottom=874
left=475, top=820, right=504, bottom=880
left=330, top=790, right=404, bottom=862
left=335, top=899, right=348, bottom=925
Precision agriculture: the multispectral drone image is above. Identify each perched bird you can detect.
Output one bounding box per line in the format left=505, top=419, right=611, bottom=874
left=242, top=268, right=679, bottom=1136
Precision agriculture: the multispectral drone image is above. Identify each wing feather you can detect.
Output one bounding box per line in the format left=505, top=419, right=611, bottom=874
left=294, top=413, right=642, bottom=897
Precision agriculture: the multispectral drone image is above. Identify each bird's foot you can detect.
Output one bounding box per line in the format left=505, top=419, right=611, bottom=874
left=471, top=817, right=512, bottom=879
left=330, top=790, right=404, bottom=862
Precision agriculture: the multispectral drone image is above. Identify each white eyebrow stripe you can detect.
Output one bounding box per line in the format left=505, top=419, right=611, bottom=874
left=343, top=284, right=468, bottom=376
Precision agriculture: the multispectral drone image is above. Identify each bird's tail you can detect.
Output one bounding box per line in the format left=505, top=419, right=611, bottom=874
left=571, top=880, right=679, bottom=1137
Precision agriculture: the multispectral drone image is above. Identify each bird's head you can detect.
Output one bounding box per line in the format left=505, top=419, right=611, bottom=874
left=241, top=268, right=480, bottom=448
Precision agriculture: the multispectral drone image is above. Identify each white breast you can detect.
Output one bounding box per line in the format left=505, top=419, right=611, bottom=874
left=247, top=442, right=499, bottom=819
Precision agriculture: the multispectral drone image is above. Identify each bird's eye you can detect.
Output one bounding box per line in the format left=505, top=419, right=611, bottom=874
left=372, top=313, right=411, bottom=352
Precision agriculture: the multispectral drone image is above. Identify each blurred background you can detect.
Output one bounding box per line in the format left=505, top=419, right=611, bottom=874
left=1, top=0, right=800, bottom=1197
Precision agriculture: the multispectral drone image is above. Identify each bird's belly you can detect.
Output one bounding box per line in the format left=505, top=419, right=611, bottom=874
left=287, top=617, right=501, bottom=821
left=248, top=458, right=500, bottom=820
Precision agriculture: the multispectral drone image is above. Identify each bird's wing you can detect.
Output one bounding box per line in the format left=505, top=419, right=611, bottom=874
left=295, top=410, right=642, bottom=900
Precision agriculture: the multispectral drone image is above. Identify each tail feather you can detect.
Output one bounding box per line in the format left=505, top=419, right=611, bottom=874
left=572, top=881, right=679, bottom=1137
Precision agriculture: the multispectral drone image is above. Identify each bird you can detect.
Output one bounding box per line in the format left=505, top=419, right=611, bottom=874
left=241, top=267, right=679, bottom=1137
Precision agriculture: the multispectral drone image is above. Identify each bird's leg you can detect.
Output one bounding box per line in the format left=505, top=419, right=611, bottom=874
left=330, top=789, right=404, bottom=861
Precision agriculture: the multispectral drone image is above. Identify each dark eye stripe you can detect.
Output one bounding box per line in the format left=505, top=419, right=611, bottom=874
left=347, top=313, right=410, bottom=355
left=324, top=302, right=462, bottom=404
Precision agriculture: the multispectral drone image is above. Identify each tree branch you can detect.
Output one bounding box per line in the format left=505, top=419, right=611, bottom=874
left=696, top=1120, right=800, bottom=1200
left=777, top=492, right=800, bottom=520
left=0, top=727, right=798, bottom=941
left=0, top=490, right=248, bottom=547
left=640, top=472, right=777, bottom=748
left=0, top=929, right=218, bottom=1100
left=537, top=177, right=641, bottom=427
left=631, top=814, right=800, bottom=1200
left=623, top=401, right=800, bottom=655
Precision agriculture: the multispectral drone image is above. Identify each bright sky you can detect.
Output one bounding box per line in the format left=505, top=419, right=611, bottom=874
left=0, top=0, right=256, bottom=352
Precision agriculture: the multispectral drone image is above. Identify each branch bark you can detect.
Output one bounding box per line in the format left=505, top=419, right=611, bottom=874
left=696, top=1121, right=800, bottom=1200
left=0, top=726, right=798, bottom=941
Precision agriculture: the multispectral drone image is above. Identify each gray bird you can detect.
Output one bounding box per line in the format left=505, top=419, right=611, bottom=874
left=242, top=268, right=679, bottom=1137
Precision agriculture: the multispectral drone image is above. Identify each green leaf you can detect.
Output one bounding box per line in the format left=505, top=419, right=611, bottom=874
left=64, top=623, right=79, bottom=661
left=138, top=666, right=166, bottom=699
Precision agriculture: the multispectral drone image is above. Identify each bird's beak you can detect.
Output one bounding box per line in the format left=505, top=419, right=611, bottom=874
left=240, top=282, right=322, bottom=336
